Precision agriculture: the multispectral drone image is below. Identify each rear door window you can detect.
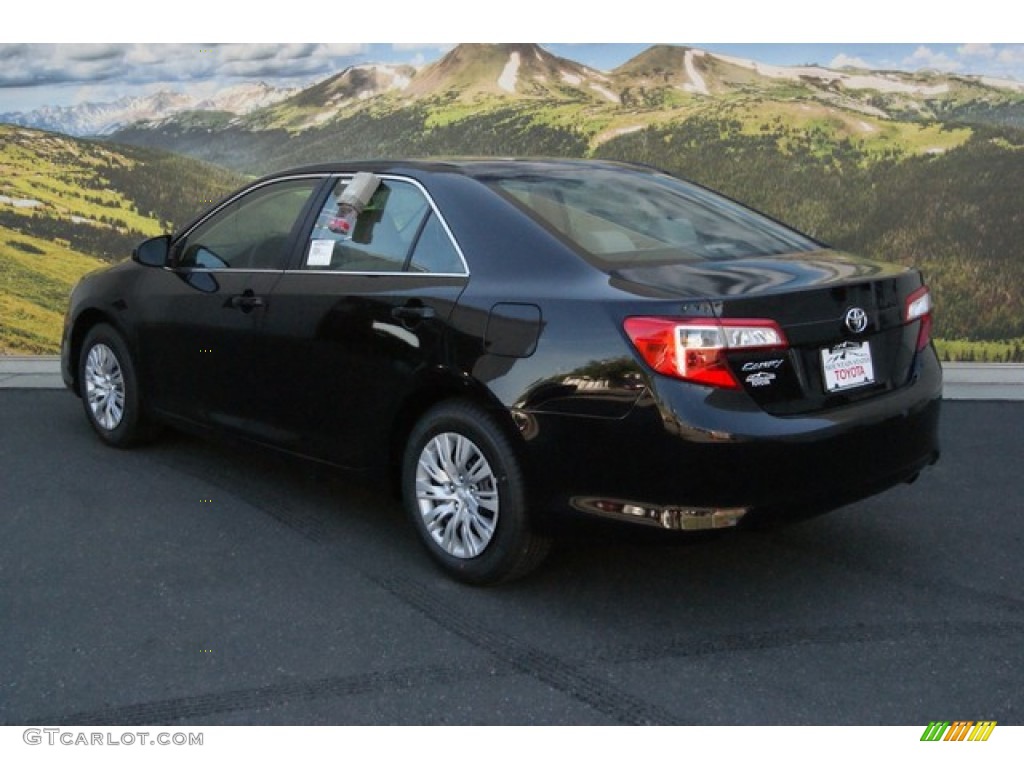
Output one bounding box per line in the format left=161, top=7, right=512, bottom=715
left=303, top=177, right=465, bottom=274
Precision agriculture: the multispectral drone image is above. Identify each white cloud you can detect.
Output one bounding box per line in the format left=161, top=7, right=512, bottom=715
left=391, top=44, right=454, bottom=52
left=318, top=44, right=368, bottom=58
left=904, top=45, right=958, bottom=72
left=830, top=53, right=871, bottom=70
left=0, top=43, right=372, bottom=90
left=996, top=46, right=1024, bottom=66
left=903, top=44, right=1024, bottom=82
left=957, top=43, right=996, bottom=59
left=390, top=44, right=453, bottom=68
left=60, top=43, right=125, bottom=62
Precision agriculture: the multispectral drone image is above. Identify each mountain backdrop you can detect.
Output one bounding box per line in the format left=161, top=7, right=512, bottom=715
left=3, top=43, right=1024, bottom=358
left=0, top=82, right=299, bottom=137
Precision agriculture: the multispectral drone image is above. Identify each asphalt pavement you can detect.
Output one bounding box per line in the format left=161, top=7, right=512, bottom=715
left=0, top=388, right=1022, bottom=725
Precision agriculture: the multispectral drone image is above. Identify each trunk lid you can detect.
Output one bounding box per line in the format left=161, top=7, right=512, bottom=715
left=611, top=250, right=929, bottom=414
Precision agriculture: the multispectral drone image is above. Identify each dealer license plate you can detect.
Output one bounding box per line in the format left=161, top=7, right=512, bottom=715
left=821, top=341, right=875, bottom=393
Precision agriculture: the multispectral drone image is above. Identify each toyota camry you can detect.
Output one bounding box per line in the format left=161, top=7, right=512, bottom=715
left=62, top=159, right=942, bottom=583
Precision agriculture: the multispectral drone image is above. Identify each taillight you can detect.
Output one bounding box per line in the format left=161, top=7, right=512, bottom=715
left=624, top=317, right=788, bottom=389
left=905, top=285, right=933, bottom=351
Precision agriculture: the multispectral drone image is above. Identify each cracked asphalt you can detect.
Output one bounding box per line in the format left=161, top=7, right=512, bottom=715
left=1, top=390, right=1022, bottom=725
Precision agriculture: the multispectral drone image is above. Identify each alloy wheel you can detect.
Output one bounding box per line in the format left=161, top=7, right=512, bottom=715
left=84, top=342, right=125, bottom=431
left=415, top=432, right=500, bottom=559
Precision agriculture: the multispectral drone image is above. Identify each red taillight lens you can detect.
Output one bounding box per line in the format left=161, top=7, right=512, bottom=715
left=905, top=285, right=933, bottom=351
left=624, top=317, right=788, bottom=389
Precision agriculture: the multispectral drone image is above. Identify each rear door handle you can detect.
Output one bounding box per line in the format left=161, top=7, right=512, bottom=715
left=391, top=304, right=436, bottom=321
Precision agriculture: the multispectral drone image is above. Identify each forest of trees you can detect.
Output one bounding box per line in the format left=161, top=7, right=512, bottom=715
left=101, top=149, right=246, bottom=233
left=114, top=103, right=592, bottom=175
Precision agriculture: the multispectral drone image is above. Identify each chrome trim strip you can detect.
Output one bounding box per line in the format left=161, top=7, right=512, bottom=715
left=174, top=171, right=471, bottom=278
left=165, top=268, right=287, bottom=274
left=282, top=270, right=469, bottom=278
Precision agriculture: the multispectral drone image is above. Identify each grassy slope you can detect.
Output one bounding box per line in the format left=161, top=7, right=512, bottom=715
left=0, top=124, right=244, bottom=354
left=0, top=225, right=104, bottom=354
left=0, top=126, right=138, bottom=353
left=0, top=126, right=162, bottom=236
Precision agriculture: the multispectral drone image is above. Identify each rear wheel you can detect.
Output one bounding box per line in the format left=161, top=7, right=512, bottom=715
left=79, top=324, right=154, bottom=447
left=402, top=401, right=551, bottom=584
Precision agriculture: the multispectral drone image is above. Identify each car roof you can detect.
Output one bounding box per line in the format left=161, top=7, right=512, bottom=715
left=260, top=157, right=655, bottom=183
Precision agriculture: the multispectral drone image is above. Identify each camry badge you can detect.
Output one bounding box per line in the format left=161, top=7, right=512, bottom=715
left=845, top=307, right=868, bottom=334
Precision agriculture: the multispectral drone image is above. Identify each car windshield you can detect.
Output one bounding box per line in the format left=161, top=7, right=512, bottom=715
left=485, top=166, right=819, bottom=268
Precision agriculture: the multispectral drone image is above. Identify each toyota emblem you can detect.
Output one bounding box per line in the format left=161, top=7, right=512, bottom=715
left=844, top=307, right=868, bottom=334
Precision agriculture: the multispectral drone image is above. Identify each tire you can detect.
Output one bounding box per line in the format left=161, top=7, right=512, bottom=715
left=402, top=401, right=551, bottom=585
left=78, top=324, right=155, bottom=448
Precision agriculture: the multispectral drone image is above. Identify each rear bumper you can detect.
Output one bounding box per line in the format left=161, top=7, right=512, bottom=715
left=520, top=348, right=942, bottom=528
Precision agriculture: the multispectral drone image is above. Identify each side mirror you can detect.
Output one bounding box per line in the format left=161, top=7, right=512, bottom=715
left=132, top=235, right=171, bottom=267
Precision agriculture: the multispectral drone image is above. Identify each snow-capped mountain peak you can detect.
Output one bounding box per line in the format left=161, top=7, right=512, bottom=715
left=0, top=83, right=298, bottom=136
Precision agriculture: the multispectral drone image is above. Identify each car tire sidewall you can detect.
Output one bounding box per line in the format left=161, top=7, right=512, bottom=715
left=402, top=401, right=546, bottom=585
left=79, top=324, right=146, bottom=448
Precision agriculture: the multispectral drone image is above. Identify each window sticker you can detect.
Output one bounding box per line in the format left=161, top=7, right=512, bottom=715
left=307, top=239, right=334, bottom=267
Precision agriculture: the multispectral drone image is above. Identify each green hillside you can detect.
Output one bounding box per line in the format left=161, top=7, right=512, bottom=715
left=0, top=124, right=245, bottom=354
left=0, top=225, right=104, bottom=354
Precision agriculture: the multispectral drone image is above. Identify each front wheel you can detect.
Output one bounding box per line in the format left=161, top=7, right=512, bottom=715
left=402, top=401, right=551, bottom=585
left=78, top=324, right=155, bottom=447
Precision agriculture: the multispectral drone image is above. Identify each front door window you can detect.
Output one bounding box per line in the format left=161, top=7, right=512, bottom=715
left=177, top=178, right=320, bottom=270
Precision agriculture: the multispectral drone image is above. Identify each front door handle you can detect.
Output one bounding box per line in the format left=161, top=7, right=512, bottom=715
left=226, top=291, right=266, bottom=313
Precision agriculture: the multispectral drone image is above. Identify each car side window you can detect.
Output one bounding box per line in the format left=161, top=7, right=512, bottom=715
left=408, top=213, right=464, bottom=274
left=304, top=178, right=463, bottom=274
left=176, top=178, right=320, bottom=270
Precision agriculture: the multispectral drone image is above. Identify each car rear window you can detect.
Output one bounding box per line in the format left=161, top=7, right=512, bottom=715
left=486, top=167, right=819, bottom=268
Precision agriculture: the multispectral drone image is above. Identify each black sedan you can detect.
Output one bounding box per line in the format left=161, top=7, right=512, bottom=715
left=62, top=159, right=941, bottom=583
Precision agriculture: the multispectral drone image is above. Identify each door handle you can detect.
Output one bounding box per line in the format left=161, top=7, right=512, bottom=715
left=391, top=304, right=436, bottom=321
left=226, top=292, right=266, bottom=312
